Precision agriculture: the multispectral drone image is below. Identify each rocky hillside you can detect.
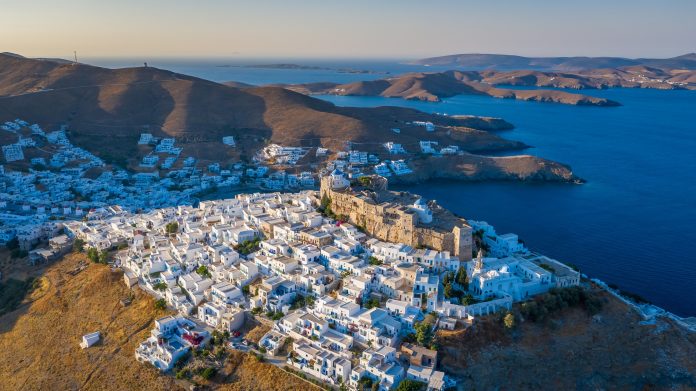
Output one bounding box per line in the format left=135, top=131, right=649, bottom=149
left=478, top=67, right=696, bottom=90
left=401, top=153, right=581, bottom=183
left=437, top=285, right=696, bottom=390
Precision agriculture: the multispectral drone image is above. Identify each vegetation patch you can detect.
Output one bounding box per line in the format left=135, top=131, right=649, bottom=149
left=234, top=238, right=261, bottom=255
left=0, top=278, right=37, bottom=316
left=519, top=286, right=603, bottom=323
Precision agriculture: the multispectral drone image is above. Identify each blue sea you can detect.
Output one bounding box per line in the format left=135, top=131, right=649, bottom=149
left=92, top=58, right=696, bottom=316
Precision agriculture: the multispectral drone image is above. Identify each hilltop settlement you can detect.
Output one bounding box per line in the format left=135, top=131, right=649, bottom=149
left=21, top=166, right=583, bottom=391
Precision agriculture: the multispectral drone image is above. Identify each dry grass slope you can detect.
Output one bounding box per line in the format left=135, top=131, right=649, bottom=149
left=0, top=254, right=325, bottom=391
left=218, top=351, right=321, bottom=391
left=0, top=253, right=180, bottom=391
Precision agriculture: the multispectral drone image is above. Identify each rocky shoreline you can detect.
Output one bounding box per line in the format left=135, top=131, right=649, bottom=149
left=393, top=154, right=582, bottom=184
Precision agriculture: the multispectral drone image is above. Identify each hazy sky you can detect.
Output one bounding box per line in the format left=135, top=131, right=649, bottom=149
left=2, top=0, right=694, bottom=59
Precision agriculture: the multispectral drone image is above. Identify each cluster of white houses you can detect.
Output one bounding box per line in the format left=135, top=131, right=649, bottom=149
left=2, top=115, right=474, bottom=251
left=54, top=169, right=579, bottom=390
left=0, top=121, right=320, bottom=247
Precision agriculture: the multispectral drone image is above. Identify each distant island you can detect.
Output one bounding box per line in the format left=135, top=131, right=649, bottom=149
left=282, top=58, right=696, bottom=106
left=282, top=71, right=623, bottom=106
left=217, top=63, right=386, bottom=74
left=408, top=52, right=696, bottom=71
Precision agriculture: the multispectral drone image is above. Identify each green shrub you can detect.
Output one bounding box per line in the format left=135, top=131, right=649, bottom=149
left=199, top=367, right=216, bottom=380
left=154, top=298, right=167, bottom=310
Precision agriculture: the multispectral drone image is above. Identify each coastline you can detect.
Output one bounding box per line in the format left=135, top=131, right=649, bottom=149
left=590, top=278, right=696, bottom=332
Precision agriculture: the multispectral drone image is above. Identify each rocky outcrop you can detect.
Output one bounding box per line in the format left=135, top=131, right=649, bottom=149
left=396, top=154, right=582, bottom=184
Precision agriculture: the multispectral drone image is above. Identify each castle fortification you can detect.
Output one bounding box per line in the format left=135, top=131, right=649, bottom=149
left=320, top=173, right=472, bottom=260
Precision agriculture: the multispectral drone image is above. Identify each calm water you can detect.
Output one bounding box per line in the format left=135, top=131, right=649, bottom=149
left=85, top=57, right=445, bottom=85
left=94, top=59, right=696, bottom=316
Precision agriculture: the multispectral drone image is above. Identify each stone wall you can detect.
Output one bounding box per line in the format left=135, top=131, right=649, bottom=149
left=321, top=176, right=472, bottom=260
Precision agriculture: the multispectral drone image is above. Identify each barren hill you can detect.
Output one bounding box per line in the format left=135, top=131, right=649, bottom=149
left=438, top=286, right=696, bottom=390
left=285, top=71, right=621, bottom=105
left=479, top=68, right=696, bottom=90
left=0, top=254, right=180, bottom=390
left=0, top=254, right=323, bottom=391
left=0, top=54, right=520, bottom=166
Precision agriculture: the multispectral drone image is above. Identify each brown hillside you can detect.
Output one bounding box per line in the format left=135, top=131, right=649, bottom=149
left=0, top=254, right=325, bottom=391
left=287, top=71, right=621, bottom=105
left=0, top=54, right=518, bottom=166
left=0, top=254, right=181, bottom=391
left=437, top=288, right=696, bottom=390
left=402, top=153, right=580, bottom=183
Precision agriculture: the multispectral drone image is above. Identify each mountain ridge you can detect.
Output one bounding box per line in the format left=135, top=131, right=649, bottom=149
left=409, top=53, right=696, bottom=70
left=0, top=53, right=520, bottom=168
left=282, top=71, right=623, bottom=105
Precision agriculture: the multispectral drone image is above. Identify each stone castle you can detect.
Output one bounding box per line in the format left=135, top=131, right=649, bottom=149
left=320, top=170, right=473, bottom=260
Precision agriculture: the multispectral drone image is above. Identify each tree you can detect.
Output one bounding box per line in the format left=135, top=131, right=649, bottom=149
left=443, top=283, right=454, bottom=299
left=461, top=294, right=475, bottom=306
left=368, top=256, right=382, bottom=266
left=503, top=312, right=516, bottom=329
left=364, top=298, right=380, bottom=309
left=320, top=194, right=331, bottom=210
left=199, top=367, right=217, bottom=380
left=396, top=379, right=427, bottom=391
left=455, top=267, right=468, bottom=289
left=358, top=176, right=372, bottom=187
left=154, top=298, right=167, bottom=310
left=153, top=282, right=167, bottom=291
left=196, top=265, right=211, bottom=278
left=73, top=238, right=85, bottom=252
left=165, top=222, right=179, bottom=235
left=86, top=247, right=100, bottom=263
left=98, top=250, right=109, bottom=264
left=305, top=295, right=315, bottom=307
left=358, top=376, right=373, bottom=391
left=414, top=321, right=433, bottom=347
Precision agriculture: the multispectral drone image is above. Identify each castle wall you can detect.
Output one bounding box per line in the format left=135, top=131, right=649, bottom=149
left=321, top=176, right=472, bottom=260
